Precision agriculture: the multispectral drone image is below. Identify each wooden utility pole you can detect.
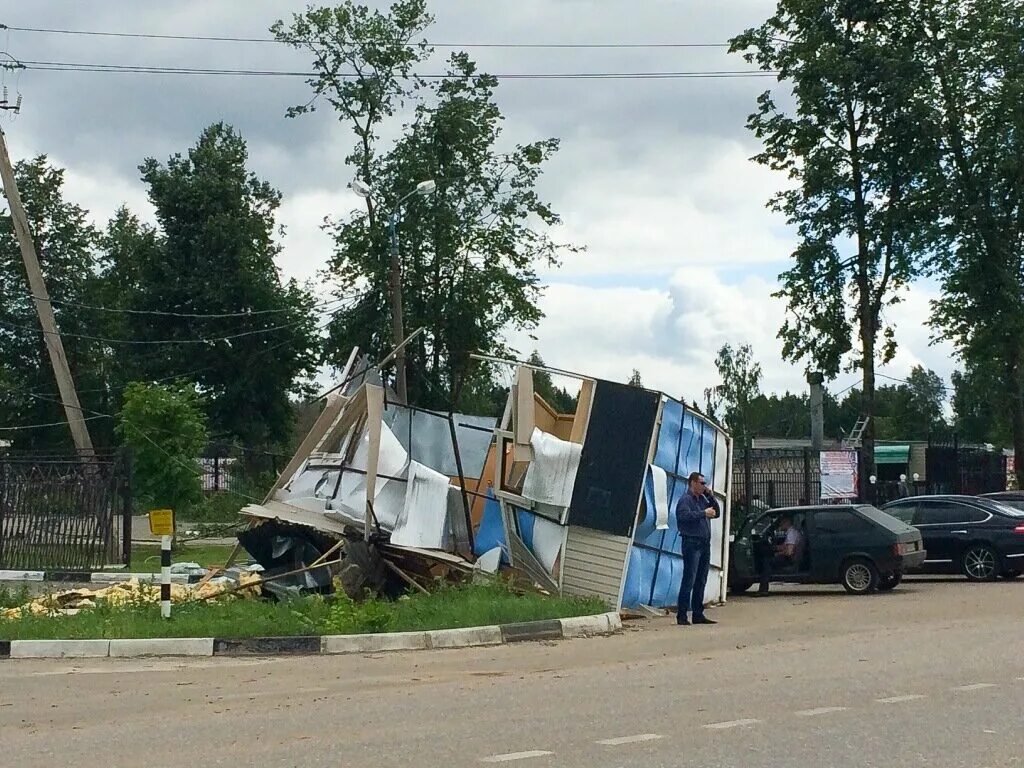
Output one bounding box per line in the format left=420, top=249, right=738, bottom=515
left=0, top=125, right=95, bottom=457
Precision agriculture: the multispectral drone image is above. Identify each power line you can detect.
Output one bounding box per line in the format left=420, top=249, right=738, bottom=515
left=0, top=414, right=108, bottom=431
left=17, top=59, right=778, bottom=80
left=1, top=292, right=351, bottom=319
left=1, top=24, right=732, bottom=49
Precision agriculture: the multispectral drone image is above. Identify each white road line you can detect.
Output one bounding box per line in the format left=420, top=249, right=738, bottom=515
left=795, top=706, right=848, bottom=717
left=952, top=683, right=996, bottom=692
left=876, top=695, right=926, bottom=704
left=481, top=751, right=553, bottom=763
left=703, top=719, right=762, bottom=730
left=597, top=734, right=664, bottom=746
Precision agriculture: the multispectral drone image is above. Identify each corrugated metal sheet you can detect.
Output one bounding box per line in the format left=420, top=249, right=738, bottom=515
left=561, top=526, right=631, bottom=606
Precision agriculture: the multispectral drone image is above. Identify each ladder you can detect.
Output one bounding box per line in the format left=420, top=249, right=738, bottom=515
left=843, top=416, right=870, bottom=448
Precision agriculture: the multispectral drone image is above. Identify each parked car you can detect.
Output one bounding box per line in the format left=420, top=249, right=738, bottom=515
left=980, top=491, right=1024, bottom=513
left=881, top=495, right=1024, bottom=581
left=729, top=504, right=925, bottom=595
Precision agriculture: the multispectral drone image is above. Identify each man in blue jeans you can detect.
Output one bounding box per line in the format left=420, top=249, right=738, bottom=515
left=675, top=471, right=721, bottom=625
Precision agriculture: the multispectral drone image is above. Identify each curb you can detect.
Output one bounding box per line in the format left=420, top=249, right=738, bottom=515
left=0, top=570, right=202, bottom=585
left=0, top=612, right=622, bottom=660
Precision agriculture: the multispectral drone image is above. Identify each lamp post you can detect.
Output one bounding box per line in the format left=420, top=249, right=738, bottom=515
left=349, top=178, right=436, bottom=403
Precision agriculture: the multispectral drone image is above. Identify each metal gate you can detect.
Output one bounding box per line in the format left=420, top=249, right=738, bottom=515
left=0, top=454, right=131, bottom=571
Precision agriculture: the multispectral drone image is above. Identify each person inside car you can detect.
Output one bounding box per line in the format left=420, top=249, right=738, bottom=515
left=754, top=515, right=803, bottom=596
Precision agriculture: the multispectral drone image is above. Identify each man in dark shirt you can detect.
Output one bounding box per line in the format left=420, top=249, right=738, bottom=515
left=675, top=471, right=721, bottom=625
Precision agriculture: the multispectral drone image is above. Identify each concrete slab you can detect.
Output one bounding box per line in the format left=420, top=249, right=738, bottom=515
left=427, top=625, right=503, bottom=649
left=10, top=639, right=111, bottom=658
left=109, top=638, right=213, bottom=657
left=321, top=631, right=429, bottom=654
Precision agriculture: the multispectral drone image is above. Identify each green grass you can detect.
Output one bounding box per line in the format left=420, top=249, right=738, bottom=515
left=0, top=583, right=32, bottom=611
left=0, top=582, right=607, bottom=641
left=120, top=543, right=239, bottom=573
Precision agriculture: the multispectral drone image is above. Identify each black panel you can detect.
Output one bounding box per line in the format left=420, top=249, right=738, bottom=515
left=568, top=381, right=660, bottom=536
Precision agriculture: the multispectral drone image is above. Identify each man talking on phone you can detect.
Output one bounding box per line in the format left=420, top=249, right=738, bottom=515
left=675, top=471, right=721, bottom=626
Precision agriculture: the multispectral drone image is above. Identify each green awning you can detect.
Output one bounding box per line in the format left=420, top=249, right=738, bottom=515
left=876, top=444, right=910, bottom=464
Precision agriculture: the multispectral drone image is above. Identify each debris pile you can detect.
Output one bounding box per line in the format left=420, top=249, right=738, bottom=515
left=1, top=572, right=263, bottom=619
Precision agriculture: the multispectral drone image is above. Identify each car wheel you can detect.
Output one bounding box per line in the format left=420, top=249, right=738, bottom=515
left=841, top=558, right=879, bottom=595
left=877, top=571, right=903, bottom=591
left=961, top=544, right=999, bottom=582
left=999, top=570, right=1020, bottom=580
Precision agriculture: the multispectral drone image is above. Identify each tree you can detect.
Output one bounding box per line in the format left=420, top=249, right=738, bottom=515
left=321, top=53, right=571, bottom=408
left=731, top=1, right=939, bottom=476
left=117, top=381, right=208, bottom=516
left=528, top=351, right=578, bottom=414
left=130, top=123, right=319, bottom=456
left=714, top=343, right=763, bottom=441
left=0, top=156, right=108, bottom=450
left=627, top=369, right=644, bottom=388
left=952, top=365, right=1010, bottom=446
left=907, top=0, right=1024, bottom=485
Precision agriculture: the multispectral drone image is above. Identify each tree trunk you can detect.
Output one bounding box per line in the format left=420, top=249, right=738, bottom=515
left=1012, top=346, right=1024, bottom=489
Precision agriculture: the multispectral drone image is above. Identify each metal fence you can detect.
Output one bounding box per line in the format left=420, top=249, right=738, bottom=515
left=0, top=454, right=131, bottom=571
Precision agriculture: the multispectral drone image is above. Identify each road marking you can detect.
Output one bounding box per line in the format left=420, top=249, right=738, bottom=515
left=703, top=719, right=761, bottom=730
left=952, top=683, right=996, bottom=692
left=597, top=734, right=664, bottom=746
left=795, top=707, right=848, bottom=717
left=876, top=695, right=926, bottom=704
left=481, top=751, right=553, bottom=763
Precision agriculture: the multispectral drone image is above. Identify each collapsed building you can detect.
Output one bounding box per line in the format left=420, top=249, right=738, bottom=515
left=237, top=349, right=733, bottom=611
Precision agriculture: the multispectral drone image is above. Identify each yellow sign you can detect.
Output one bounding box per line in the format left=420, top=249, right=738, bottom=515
left=148, top=509, right=175, bottom=537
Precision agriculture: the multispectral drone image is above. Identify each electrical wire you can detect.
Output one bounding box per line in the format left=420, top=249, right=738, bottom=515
left=16, top=59, right=778, bottom=80
left=0, top=24, right=733, bottom=49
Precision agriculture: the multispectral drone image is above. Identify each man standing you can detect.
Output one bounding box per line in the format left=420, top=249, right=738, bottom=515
left=675, top=471, right=721, bottom=625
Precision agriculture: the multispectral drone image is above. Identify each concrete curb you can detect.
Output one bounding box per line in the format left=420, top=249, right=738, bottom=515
left=0, top=570, right=202, bottom=585
left=0, top=611, right=622, bottom=660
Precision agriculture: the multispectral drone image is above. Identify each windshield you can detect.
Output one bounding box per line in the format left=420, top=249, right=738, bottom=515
left=989, top=500, right=1024, bottom=517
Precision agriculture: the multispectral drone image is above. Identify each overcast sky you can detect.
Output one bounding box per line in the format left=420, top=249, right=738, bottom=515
left=1, top=0, right=958, bottom=409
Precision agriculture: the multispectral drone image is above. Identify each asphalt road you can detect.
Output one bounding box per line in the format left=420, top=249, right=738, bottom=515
left=2, top=577, right=1022, bottom=768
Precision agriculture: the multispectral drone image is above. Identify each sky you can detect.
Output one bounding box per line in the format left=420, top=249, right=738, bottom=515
left=0, top=0, right=959, bottom=411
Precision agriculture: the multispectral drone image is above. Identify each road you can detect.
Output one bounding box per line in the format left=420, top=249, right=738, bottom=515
left=2, top=578, right=1022, bottom=768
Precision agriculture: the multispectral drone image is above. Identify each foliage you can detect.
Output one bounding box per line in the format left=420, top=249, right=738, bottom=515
left=731, top=1, right=940, bottom=469
left=528, top=351, right=578, bottom=413
left=125, top=123, right=319, bottom=455
left=276, top=5, right=573, bottom=409
left=909, top=0, right=1024, bottom=484
left=0, top=156, right=108, bottom=450
left=714, top=343, right=763, bottom=440
left=0, top=583, right=31, bottom=610
left=951, top=365, right=1011, bottom=446
left=0, top=581, right=605, bottom=640
left=116, top=381, right=208, bottom=515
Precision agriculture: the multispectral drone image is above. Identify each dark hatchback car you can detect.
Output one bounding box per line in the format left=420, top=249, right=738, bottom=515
left=729, top=504, right=926, bottom=595
left=882, top=495, right=1024, bottom=581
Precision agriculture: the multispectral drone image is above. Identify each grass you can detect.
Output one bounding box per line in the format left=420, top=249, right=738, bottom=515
left=0, top=581, right=607, bottom=641
left=0, top=583, right=32, bottom=611
left=119, top=543, right=239, bottom=573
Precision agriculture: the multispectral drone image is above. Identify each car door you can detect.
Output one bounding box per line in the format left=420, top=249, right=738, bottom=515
left=730, top=511, right=774, bottom=582
left=914, top=501, right=974, bottom=567
left=807, top=508, right=876, bottom=580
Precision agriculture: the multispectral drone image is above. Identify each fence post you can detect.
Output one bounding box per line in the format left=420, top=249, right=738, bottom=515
left=744, top=434, right=753, bottom=521
left=213, top=455, right=220, bottom=492
left=803, top=449, right=812, bottom=505
left=121, top=448, right=133, bottom=566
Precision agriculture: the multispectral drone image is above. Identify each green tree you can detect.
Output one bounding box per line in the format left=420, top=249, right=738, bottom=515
left=131, top=123, right=319, bottom=457
left=714, top=343, right=763, bottom=441
left=0, top=156, right=109, bottom=450
left=116, top=381, right=208, bottom=516
left=527, top=351, right=578, bottom=414
left=952, top=365, right=1010, bottom=446
left=731, top=1, right=939, bottom=475
left=909, top=0, right=1024, bottom=485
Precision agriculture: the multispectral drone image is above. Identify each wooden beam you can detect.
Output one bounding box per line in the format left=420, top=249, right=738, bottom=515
left=514, top=366, right=535, bottom=462
left=363, top=384, right=385, bottom=542
left=569, top=379, right=596, bottom=445
left=265, top=393, right=347, bottom=502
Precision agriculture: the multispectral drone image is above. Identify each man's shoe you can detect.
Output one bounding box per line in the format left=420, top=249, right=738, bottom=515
left=753, top=590, right=770, bottom=597
left=676, top=618, right=690, bottom=626
left=692, top=616, right=717, bottom=625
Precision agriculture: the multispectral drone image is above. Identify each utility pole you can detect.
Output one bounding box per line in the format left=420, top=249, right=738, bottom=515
left=0, top=121, right=95, bottom=457
left=808, top=370, right=824, bottom=451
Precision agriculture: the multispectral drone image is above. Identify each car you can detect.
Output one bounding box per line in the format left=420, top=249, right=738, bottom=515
left=728, top=504, right=926, bottom=595
left=980, top=491, right=1024, bottom=512
left=881, top=495, right=1024, bottom=581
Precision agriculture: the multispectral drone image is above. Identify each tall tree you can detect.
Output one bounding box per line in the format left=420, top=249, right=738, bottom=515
left=316, top=49, right=571, bottom=408
left=909, top=0, right=1024, bottom=485
left=731, top=1, right=938, bottom=474
left=132, top=124, right=318, bottom=454
left=714, top=343, right=763, bottom=442
left=0, top=156, right=108, bottom=450
left=952, top=365, right=1011, bottom=446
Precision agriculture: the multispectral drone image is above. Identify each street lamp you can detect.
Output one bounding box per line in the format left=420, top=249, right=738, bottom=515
left=347, top=178, right=436, bottom=403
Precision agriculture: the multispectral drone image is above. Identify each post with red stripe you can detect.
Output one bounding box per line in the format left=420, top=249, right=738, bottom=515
left=148, top=509, right=175, bottom=620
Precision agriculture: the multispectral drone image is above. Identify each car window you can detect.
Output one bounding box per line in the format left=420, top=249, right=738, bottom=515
left=885, top=502, right=916, bottom=524
left=813, top=509, right=873, bottom=534
left=916, top=501, right=987, bottom=525
left=990, top=500, right=1024, bottom=516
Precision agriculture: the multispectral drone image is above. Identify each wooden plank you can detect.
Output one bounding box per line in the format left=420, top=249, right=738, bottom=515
left=363, top=384, right=385, bottom=542
left=569, top=379, right=596, bottom=444
left=264, top=394, right=345, bottom=502
left=514, top=367, right=535, bottom=462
